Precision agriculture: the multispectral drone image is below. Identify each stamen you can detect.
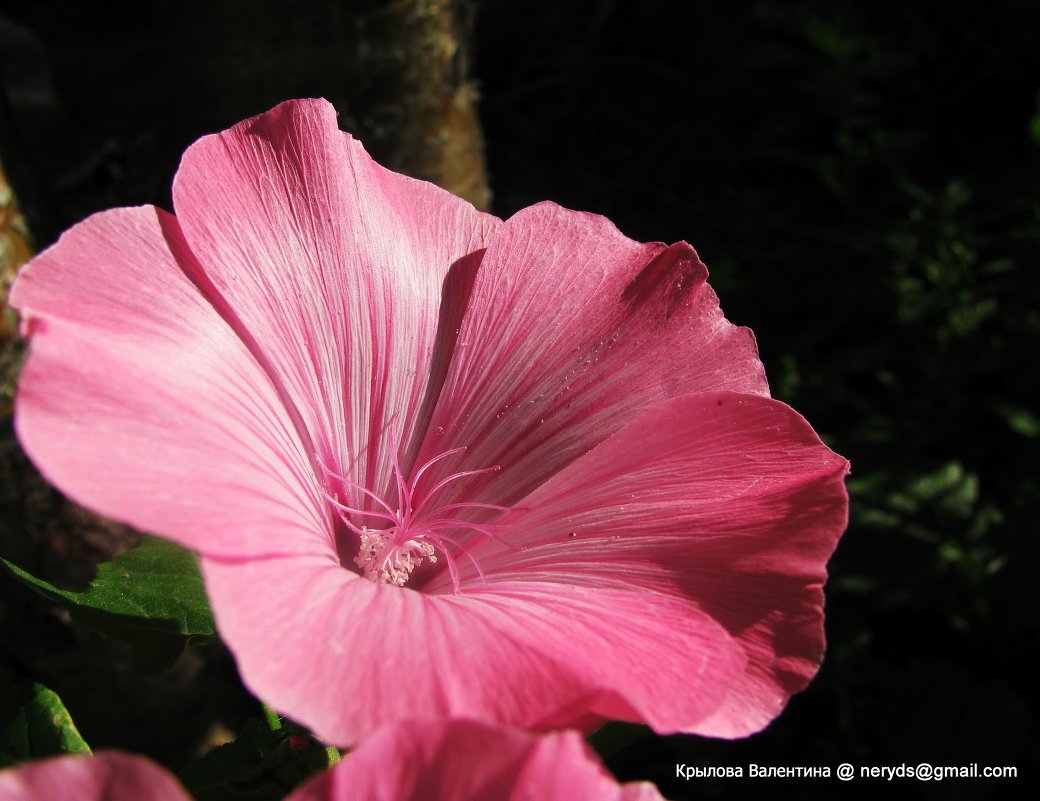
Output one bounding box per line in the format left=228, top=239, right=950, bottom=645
left=323, top=446, right=505, bottom=592
left=354, top=531, right=438, bottom=586
left=411, top=447, right=468, bottom=489
left=425, top=532, right=488, bottom=587
left=428, top=535, right=462, bottom=590
left=325, top=495, right=397, bottom=525
left=425, top=518, right=512, bottom=548
left=412, top=465, right=502, bottom=518
left=390, top=446, right=411, bottom=514
left=316, top=458, right=398, bottom=518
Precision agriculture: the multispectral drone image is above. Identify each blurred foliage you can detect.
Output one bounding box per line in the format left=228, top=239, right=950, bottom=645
left=479, top=0, right=1038, bottom=798
left=179, top=717, right=338, bottom=801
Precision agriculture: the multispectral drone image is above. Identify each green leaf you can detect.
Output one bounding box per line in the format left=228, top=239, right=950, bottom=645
left=1, top=537, right=217, bottom=673
left=179, top=719, right=285, bottom=801
left=0, top=681, right=91, bottom=767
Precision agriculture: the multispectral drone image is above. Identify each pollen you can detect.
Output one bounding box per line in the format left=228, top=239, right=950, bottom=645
left=354, top=532, right=437, bottom=586
left=318, top=447, right=507, bottom=592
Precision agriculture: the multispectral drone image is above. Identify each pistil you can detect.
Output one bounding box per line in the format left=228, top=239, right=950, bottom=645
left=319, top=447, right=506, bottom=591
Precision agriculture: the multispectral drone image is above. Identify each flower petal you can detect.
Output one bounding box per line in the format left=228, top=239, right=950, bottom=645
left=11, top=207, right=329, bottom=559
left=200, top=551, right=745, bottom=746
left=290, top=720, right=665, bottom=801
left=416, top=202, right=768, bottom=504
left=445, top=391, right=849, bottom=737
left=171, top=98, right=500, bottom=499
left=0, top=753, right=192, bottom=801
left=201, top=391, right=847, bottom=743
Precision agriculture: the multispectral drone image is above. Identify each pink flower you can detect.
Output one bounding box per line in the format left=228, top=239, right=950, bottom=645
left=11, top=99, right=849, bottom=746
left=0, top=722, right=665, bottom=800
left=294, top=719, right=665, bottom=801
left=0, top=753, right=190, bottom=801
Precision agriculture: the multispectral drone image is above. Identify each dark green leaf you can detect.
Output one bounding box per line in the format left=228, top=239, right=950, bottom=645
left=1, top=537, right=217, bottom=673
left=179, top=718, right=337, bottom=801
left=0, top=681, right=90, bottom=767
left=587, top=722, right=651, bottom=761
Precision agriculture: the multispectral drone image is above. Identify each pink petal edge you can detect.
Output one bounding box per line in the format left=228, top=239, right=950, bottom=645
left=290, top=719, right=667, bottom=801
left=171, top=98, right=499, bottom=503
left=471, top=391, right=851, bottom=737
left=11, top=206, right=330, bottom=560
left=201, top=392, right=847, bottom=744
left=0, top=753, right=191, bottom=801
left=0, top=731, right=666, bottom=801
left=200, top=551, right=746, bottom=747
left=414, top=201, right=769, bottom=508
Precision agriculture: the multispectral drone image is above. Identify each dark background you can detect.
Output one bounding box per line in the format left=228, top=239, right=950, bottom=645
left=1, top=1, right=1038, bottom=799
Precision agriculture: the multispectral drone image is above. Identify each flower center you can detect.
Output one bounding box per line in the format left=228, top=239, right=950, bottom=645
left=354, top=531, right=437, bottom=587
left=318, top=447, right=505, bottom=591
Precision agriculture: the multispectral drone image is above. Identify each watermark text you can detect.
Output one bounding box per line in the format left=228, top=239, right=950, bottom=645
left=675, top=762, right=1018, bottom=782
